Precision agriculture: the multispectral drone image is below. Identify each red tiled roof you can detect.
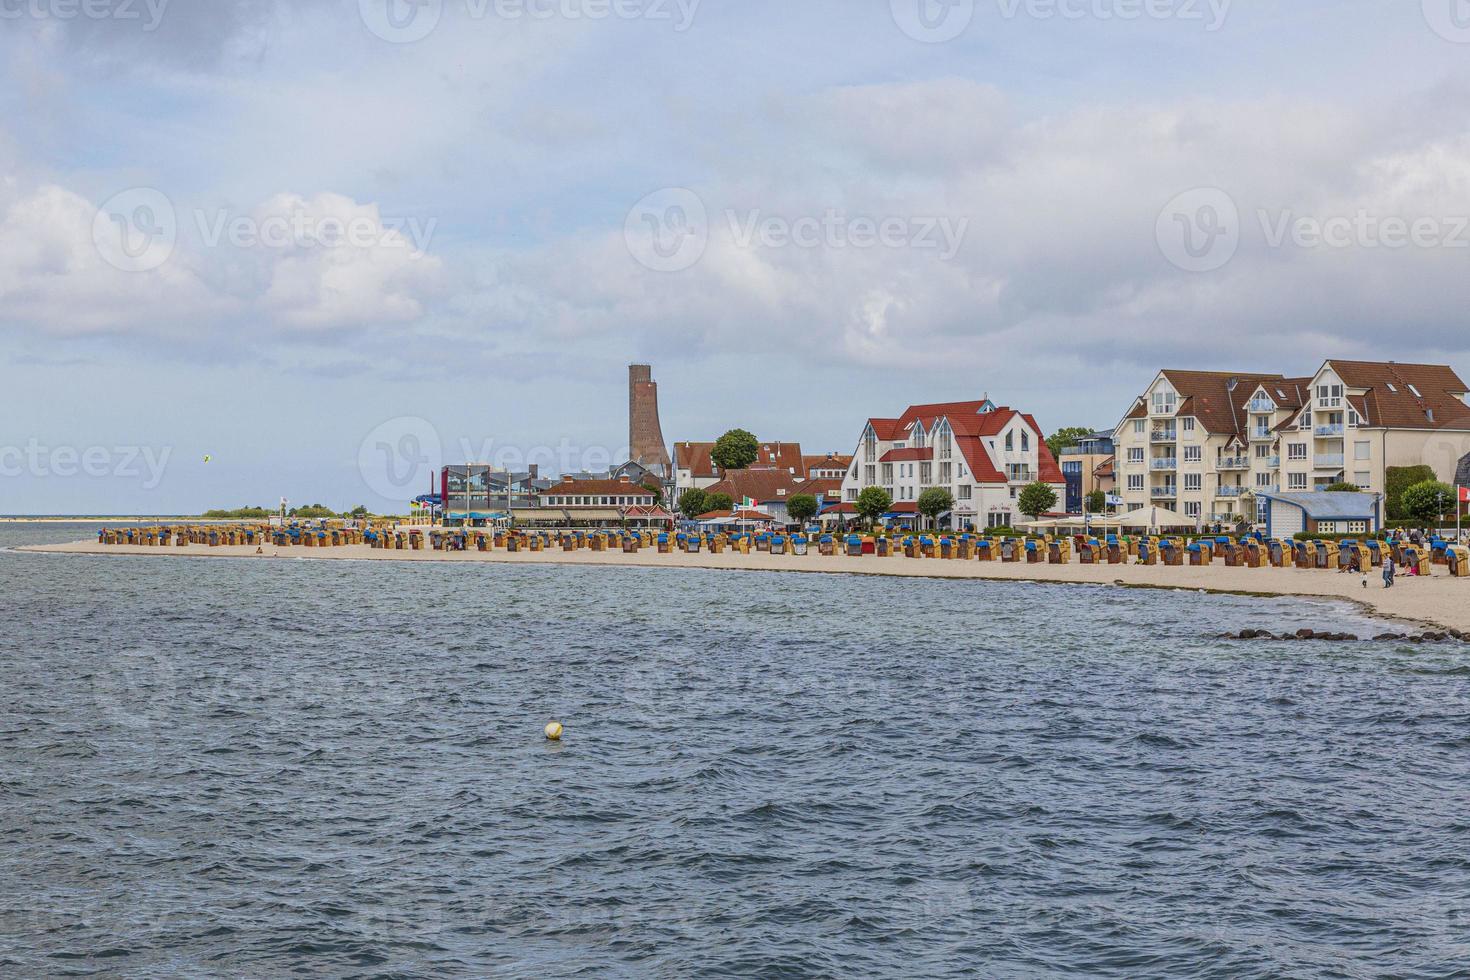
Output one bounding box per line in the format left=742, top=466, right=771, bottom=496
left=888, top=502, right=918, bottom=513
left=880, top=447, right=933, bottom=463
left=674, top=442, right=717, bottom=478
left=1327, top=360, right=1470, bottom=430
left=702, top=468, right=809, bottom=503
left=544, top=478, right=655, bottom=498
left=802, top=478, right=844, bottom=499
left=674, top=439, right=805, bottom=477
left=867, top=418, right=903, bottom=440
left=697, top=509, right=778, bottom=522
left=803, top=453, right=853, bottom=476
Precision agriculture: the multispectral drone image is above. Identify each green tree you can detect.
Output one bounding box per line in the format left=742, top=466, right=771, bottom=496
left=1084, top=489, right=1107, bottom=513
left=704, top=492, right=734, bottom=514
left=1017, top=481, right=1059, bottom=521
left=1322, top=482, right=1360, bottom=493
left=641, top=481, right=664, bottom=507
left=786, top=493, right=819, bottom=525
left=711, top=429, right=760, bottom=472
left=677, top=488, right=709, bottom=518
left=349, top=504, right=370, bottom=517
left=855, top=486, right=893, bottom=528
left=916, top=487, right=955, bottom=529
left=1401, top=480, right=1455, bottom=524
left=1386, top=464, right=1435, bottom=520
left=1046, top=426, right=1093, bottom=457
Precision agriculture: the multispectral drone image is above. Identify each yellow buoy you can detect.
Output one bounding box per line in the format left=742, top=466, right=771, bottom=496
left=544, top=721, right=563, bottom=741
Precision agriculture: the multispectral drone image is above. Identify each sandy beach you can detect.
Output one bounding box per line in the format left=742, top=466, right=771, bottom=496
left=21, top=537, right=1470, bottom=635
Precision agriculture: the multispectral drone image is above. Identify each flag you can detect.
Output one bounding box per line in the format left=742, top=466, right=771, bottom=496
left=1461, top=486, right=1469, bottom=503
left=742, top=496, right=754, bottom=508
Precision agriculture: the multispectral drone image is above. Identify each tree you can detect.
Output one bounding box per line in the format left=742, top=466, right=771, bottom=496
left=1084, top=489, right=1107, bottom=514
left=1046, top=426, right=1093, bottom=458
left=916, top=487, right=954, bottom=529
left=1017, top=481, right=1059, bottom=521
left=786, top=493, right=819, bottom=525
left=711, top=429, right=760, bottom=472
left=677, top=488, right=709, bottom=518
left=1322, top=482, right=1360, bottom=493
left=704, top=492, right=734, bottom=515
left=1401, top=480, right=1455, bottom=524
left=641, top=481, right=664, bottom=507
left=349, top=504, right=370, bottom=517
left=1386, top=465, right=1436, bottom=520
left=855, top=486, right=893, bottom=528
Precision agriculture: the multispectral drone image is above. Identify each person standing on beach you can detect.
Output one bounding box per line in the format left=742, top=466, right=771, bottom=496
left=1384, top=555, right=1396, bottom=588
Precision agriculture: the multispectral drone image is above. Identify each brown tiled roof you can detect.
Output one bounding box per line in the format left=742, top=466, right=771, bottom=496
left=1327, top=360, right=1470, bottom=430
left=1160, top=370, right=1287, bottom=436
left=674, top=439, right=805, bottom=477
left=543, top=478, right=656, bottom=498
left=674, top=442, right=717, bottom=477
left=802, top=478, right=844, bottom=499
left=880, top=447, right=933, bottom=463
left=703, top=468, right=809, bottom=503
left=803, top=453, right=853, bottom=476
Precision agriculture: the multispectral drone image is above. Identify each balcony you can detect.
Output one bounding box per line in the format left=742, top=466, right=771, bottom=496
left=1151, top=458, right=1178, bottom=471
left=1151, top=429, right=1178, bottom=443
left=1006, top=469, right=1034, bottom=483
left=1247, top=399, right=1276, bottom=413
left=1217, top=486, right=1245, bottom=497
left=1315, top=424, right=1345, bottom=437
left=1217, top=457, right=1250, bottom=470
left=1151, top=485, right=1178, bottom=499
left=1314, top=454, right=1345, bottom=468
left=1268, top=456, right=1281, bottom=468
left=1250, top=428, right=1275, bottom=441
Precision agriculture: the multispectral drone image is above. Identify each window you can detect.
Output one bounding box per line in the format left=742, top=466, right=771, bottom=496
left=1005, top=432, right=1014, bottom=451
left=846, top=488, right=857, bottom=501
left=1385, top=383, right=1397, bottom=392
left=882, top=463, right=893, bottom=484
left=1318, top=521, right=1339, bottom=534
left=1133, top=420, right=1146, bottom=434
left=1289, top=473, right=1308, bottom=489
left=1184, top=501, right=1202, bottom=518
left=1128, top=448, right=1145, bottom=463
left=1128, top=474, right=1144, bottom=491
left=1288, top=443, right=1307, bottom=461
left=920, top=462, right=932, bottom=484
left=958, top=484, right=972, bottom=499
left=939, top=462, right=952, bottom=484
left=865, top=465, right=876, bottom=484
left=1152, top=391, right=1177, bottom=414
left=1021, top=432, right=1030, bottom=451
left=1256, top=472, right=1273, bottom=487
left=1355, top=441, right=1371, bottom=461
left=1183, top=417, right=1196, bottom=433
left=1183, top=446, right=1202, bottom=463
left=1348, top=521, right=1368, bottom=534
left=1355, top=471, right=1371, bottom=488
left=1255, top=444, right=1271, bottom=458
left=1408, top=384, right=1421, bottom=397
left=1184, top=473, right=1202, bottom=491
left=1348, top=409, right=1359, bottom=426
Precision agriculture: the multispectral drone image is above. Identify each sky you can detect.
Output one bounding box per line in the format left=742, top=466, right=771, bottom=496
left=4, top=0, right=1470, bottom=513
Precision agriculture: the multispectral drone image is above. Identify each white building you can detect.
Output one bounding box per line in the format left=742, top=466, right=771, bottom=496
left=838, top=400, right=1066, bottom=529
left=1113, top=361, right=1470, bottom=525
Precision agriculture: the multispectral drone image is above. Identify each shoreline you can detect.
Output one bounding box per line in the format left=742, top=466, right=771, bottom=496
left=19, top=538, right=1470, bottom=635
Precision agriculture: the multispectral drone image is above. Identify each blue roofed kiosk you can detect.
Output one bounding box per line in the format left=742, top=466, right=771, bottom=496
left=1256, top=491, right=1383, bottom=539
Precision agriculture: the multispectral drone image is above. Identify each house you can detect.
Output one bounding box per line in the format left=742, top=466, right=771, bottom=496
left=700, top=468, right=820, bottom=525
left=803, top=453, right=853, bottom=480
left=838, top=399, right=1066, bottom=530
left=1058, top=430, right=1116, bottom=513
left=525, top=476, right=663, bottom=529
left=673, top=439, right=805, bottom=498
left=1256, top=490, right=1383, bottom=538
left=1113, top=361, right=1470, bottom=526
left=440, top=464, right=554, bottom=525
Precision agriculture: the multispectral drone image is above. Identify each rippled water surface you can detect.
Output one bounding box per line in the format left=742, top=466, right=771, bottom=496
left=3, top=523, right=1469, bottom=977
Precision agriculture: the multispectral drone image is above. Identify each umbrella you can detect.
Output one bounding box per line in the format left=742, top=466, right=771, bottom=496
left=1111, top=505, right=1194, bottom=530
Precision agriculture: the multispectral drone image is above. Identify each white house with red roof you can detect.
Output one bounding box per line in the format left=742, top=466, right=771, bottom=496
left=838, top=399, right=1065, bottom=530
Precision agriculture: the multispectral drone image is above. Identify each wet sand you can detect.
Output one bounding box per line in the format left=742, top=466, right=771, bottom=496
left=22, top=538, right=1470, bottom=634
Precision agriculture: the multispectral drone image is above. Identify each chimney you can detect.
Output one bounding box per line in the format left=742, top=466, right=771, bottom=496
left=529, top=464, right=539, bottom=480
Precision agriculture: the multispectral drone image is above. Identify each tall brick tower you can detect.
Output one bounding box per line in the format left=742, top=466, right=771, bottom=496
left=628, top=364, right=672, bottom=475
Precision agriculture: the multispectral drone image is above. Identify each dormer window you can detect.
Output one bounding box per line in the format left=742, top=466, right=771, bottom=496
left=1005, top=432, right=1014, bottom=451
left=1408, top=384, right=1422, bottom=398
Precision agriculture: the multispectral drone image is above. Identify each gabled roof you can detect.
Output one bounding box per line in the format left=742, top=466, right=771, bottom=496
left=674, top=439, right=805, bottom=477
left=1324, top=360, right=1470, bottom=430
left=880, top=447, right=933, bottom=463
left=702, top=468, right=809, bottom=504
left=803, top=453, right=853, bottom=476
left=1158, top=370, right=1288, bottom=435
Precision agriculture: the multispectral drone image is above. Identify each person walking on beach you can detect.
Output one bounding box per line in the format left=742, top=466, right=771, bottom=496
left=1383, top=555, right=1396, bottom=589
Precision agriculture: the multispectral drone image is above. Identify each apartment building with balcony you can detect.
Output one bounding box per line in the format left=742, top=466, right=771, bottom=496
left=1114, top=362, right=1470, bottom=524
left=839, top=399, right=1065, bottom=529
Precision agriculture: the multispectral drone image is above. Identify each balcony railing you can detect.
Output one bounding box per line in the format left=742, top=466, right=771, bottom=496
left=1315, top=424, right=1345, bottom=437
left=1217, top=486, right=1245, bottom=497
left=1314, top=454, right=1345, bottom=468
left=1217, top=457, right=1250, bottom=470
left=1251, top=428, right=1274, bottom=440
left=1151, top=458, right=1178, bottom=471
left=1151, top=486, right=1178, bottom=498
left=1247, top=399, right=1276, bottom=413
left=1268, top=456, right=1281, bottom=468
left=1006, top=470, right=1034, bottom=483
left=1151, top=430, right=1178, bottom=443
